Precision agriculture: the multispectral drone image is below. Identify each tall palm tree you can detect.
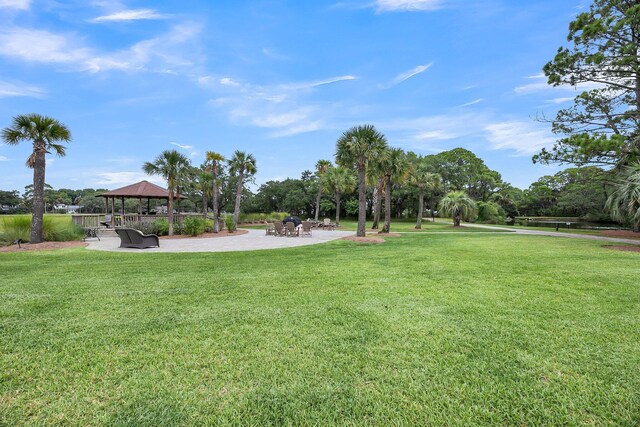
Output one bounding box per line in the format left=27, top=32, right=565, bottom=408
left=439, top=191, right=477, bottom=227
left=378, top=147, right=407, bottom=233
left=143, top=149, right=191, bottom=236
left=606, top=162, right=640, bottom=231
left=314, top=159, right=333, bottom=220
left=410, top=160, right=441, bottom=229
left=206, top=151, right=225, bottom=233
left=335, top=124, right=388, bottom=237
left=228, top=150, right=257, bottom=226
left=2, top=114, right=71, bottom=243
left=323, top=167, right=356, bottom=226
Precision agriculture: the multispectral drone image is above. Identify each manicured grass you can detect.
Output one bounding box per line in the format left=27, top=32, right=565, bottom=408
left=1, top=234, right=639, bottom=425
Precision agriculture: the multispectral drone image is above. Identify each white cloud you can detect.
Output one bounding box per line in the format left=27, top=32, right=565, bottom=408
left=546, top=97, right=574, bottom=105
left=208, top=74, right=357, bottom=137
left=413, top=130, right=456, bottom=141
left=484, top=121, right=555, bottom=155
left=0, top=23, right=201, bottom=74
left=170, top=142, right=193, bottom=150
left=458, top=98, right=484, bottom=107
left=98, top=171, right=164, bottom=187
left=0, top=80, right=44, bottom=98
left=219, top=77, right=241, bottom=87
left=375, top=0, right=444, bottom=12
left=388, top=63, right=432, bottom=86
left=0, top=155, right=8, bottom=161
left=515, top=73, right=604, bottom=95
left=91, top=8, right=168, bottom=23
left=0, top=0, right=30, bottom=10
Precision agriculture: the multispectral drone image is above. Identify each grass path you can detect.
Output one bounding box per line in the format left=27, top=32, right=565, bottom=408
left=1, top=233, right=639, bottom=425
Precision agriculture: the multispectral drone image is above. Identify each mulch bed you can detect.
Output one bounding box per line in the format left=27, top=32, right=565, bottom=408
left=603, top=245, right=640, bottom=253
left=600, top=230, right=640, bottom=240
left=342, top=236, right=385, bottom=244
left=0, top=241, right=88, bottom=253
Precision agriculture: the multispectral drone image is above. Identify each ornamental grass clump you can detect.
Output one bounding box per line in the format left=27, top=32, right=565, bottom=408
left=0, top=215, right=83, bottom=244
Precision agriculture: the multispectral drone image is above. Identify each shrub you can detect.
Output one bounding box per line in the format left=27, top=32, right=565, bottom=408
left=183, top=216, right=207, bottom=236
left=151, top=219, right=169, bottom=236
left=0, top=216, right=31, bottom=244
left=0, top=215, right=84, bottom=244
left=225, top=215, right=236, bottom=232
left=238, top=212, right=288, bottom=223
left=476, top=201, right=505, bottom=224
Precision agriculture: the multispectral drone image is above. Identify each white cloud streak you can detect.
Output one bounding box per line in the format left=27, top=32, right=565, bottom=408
left=389, top=63, right=432, bottom=86
left=0, top=80, right=44, bottom=98
left=459, top=98, right=484, bottom=107
left=0, top=0, right=30, bottom=10
left=91, top=8, right=168, bottom=23
left=0, top=155, right=8, bottom=161
left=375, top=0, right=444, bottom=12
left=97, top=171, right=164, bottom=187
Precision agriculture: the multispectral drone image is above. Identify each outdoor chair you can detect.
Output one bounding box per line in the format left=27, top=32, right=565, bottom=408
left=285, top=221, right=299, bottom=237
left=273, top=221, right=287, bottom=237
left=100, top=214, right=112, bottom=228
left=265, top=223, right=276, bottom=236
left=323, top=218, right=335, bottom=231
left=115, top=228, right=160, bottom=249
left=301, top=221, right=312, bottom=237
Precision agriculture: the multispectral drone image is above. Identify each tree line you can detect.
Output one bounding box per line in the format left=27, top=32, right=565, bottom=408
left=4, top=0, right=640, bottom=240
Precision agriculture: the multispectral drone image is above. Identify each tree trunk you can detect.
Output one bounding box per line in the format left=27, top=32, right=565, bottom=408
left=381, top=175, right=391, bottom=233
left=415, top=188, right=424, bottom=229
left=453, top=208, right=461, bottom=227
left=202, top=192, right=207, bottom=215
left=371, top=179, right=382, bottom=229
left=167, top=191, right=174, bottom=235
left=335, top=192, right=341, bottom=226
left=212, top=165, right=220, bottom=233
left=315, top=185, right=322, bottom=220
left=233, top=171, right=244, bottom=225
left=30, top=148, right=46, bottom=243
left=357, top=166, right=366, bottom=237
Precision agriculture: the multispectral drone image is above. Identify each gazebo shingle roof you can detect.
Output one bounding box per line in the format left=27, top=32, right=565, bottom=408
left=100, top=180, right=184, bottom=199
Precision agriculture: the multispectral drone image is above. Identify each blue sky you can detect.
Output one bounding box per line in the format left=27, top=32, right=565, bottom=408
left=0, top=0, right=590, bottom=192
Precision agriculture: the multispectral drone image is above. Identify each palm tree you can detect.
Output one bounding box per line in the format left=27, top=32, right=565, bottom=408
left=2, top=114, right=71, bottom=243
left=205, top=151, right=225, bottom=233
left=378, top=147, right=407, bottom=233
left=439, top=191, right=477, bottom=227
left=335, top=125, right=388, bottom=237
left=606, top=162, right=640, bottom=231
left=410, top=160, right=441, bottom=229
left=228, top=150, right=257, bottom=226
left=323, top=167, right=356, bottom=226
left=143, top=149, right=191, bottom=236
left=314, top=159, right=333, bottom=220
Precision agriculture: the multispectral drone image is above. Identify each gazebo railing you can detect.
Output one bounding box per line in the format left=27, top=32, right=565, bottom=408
left=72, top=213, right=207, bottom=228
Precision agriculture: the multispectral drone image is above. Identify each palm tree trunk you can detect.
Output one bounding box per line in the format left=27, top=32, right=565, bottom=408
left=315, top=186, right=322, bottom=220
left=415, top=188, right=424, bottom=229
left=202, top=192, right=207, bottom=215
left=167, top=191, right=174, bottom=235
left=30, top=149, right=46, bottom=243
left=357, top=166, right=366, bottom=237
left=212, top=166, right=220, bottom=233
left=233, top=171, right=244, bottom=225
left=454, top=208, right=461, bottom=227
left=381, top=175, right=391, bottom=233
left=372, top=179, right=382, bottom=229
left=335, top=192, right=341, bottom=225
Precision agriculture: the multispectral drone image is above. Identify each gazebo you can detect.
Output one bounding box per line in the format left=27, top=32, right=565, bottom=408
left=99, top=180, right=185, bottom=227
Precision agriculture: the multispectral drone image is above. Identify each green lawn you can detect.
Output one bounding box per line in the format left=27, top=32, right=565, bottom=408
left=1, top=234, right=639, bottom=425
